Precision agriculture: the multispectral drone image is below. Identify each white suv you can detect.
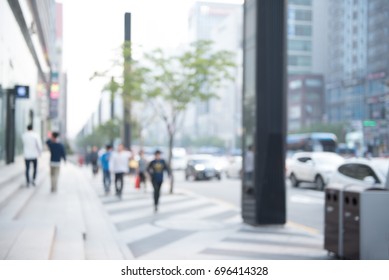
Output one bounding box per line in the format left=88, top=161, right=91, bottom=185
left=288, top=152, right=344, bottom=190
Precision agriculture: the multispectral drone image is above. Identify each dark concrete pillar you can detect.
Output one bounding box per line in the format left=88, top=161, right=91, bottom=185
left=242, top=0, right=286, bottom=225
left=5, top=89, right=16, bottom=164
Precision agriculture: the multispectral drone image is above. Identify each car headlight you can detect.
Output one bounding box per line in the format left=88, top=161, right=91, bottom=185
left=194, top=164, right=205, bottom=171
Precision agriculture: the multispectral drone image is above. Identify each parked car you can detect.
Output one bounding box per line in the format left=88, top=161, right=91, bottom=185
left=185, top=155, right=222, bottom=181
left=225, top=156, right=242, bottom=178
left=329, top=158, right=389, bottom=188
left=288, top=151, right=345, bottom=190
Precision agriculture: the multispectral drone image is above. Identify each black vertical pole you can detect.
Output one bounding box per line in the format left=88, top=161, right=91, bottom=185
left=5, top=89, right=16, bottom=164
left=123, top=13, right=131, bottom=149
left=125, top=13, right=131, bottom=41
left=242, top=0, right=286, bottom=225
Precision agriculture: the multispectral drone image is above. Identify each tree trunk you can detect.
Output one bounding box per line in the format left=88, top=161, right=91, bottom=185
left=110, top=91, right=115, bottom=144
left=110, top=93, right=115, bottom=120
left=168, top=130, right=174, bottom=194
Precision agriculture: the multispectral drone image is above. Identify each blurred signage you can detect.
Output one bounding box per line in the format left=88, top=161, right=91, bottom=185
left=367, top=72, right=386, bottom=80
left=50, top=82, right=60, bottom=99
left=363, top=120, right=377, bottom=127
left=49, top=72, right=60, bottom=119
left=14, top=85, right=30, bottom=98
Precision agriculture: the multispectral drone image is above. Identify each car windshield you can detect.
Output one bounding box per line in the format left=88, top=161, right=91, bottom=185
left=313, top=154, right=343, bottom=165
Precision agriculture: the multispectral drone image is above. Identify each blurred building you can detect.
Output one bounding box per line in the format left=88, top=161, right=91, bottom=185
left=0, top=0, right=62, bottom=164
left=325, top=0, right=368, bottom=124
left=210, top=9, right=243, bottom=150
left=364, top=0, right=389, bottom=154
left=324, top=0, right=389, bottom=155
left=287, top=0, right=329, bottom=75
left=288, top=74, right=325, bottom=131
left=184, top=0, right=243, bottom=150
left=188, top=0, right=243, bottom=41
left=52, top=3, right=68, bottom=141
left=279, top=0, right=329, bottom=134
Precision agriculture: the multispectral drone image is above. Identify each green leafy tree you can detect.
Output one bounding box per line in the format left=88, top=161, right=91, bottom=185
left=144, top=40, right=236, bottom=193
left=90, top=42, right=149, bottom=146
left=77, top=119, right=122, bottom=148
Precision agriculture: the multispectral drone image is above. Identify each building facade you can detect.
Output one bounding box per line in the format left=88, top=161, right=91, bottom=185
left=286, top=0, right=329, bottom=132
left=324, top=0, right=389, bottom=155
left=0, top=0, right=61, bottom=164
left=288, top=74, right=325, bottom=131
left=325, top=0, right=368, bottom=125
left=287, top=0, right=329, bottom=75
left=365, top=0, right=389, bottom=154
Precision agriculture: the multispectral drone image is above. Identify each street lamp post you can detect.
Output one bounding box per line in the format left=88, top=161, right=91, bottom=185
left=123, top=13, right=132, bottom=149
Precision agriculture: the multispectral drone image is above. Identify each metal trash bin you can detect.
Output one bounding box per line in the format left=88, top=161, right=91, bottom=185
left=324, top=184, right=346, bottom=257
left=343, top=186, right=389, bottom=259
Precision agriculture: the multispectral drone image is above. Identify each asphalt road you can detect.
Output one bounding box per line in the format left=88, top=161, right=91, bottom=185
left=174, top=170, right=324, bottom=234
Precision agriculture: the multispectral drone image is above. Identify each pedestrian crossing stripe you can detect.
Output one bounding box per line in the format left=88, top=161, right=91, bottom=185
left=91, top=178, right=327, bottom=259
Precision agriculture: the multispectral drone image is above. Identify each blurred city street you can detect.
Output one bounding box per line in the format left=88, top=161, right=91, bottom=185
left=2, top=0, right=389, bottom=263
left=0, top=157, right=328, bottom=260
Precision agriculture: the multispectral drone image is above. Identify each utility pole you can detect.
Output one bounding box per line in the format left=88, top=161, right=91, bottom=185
left=123, top=12, right=132, bottom=149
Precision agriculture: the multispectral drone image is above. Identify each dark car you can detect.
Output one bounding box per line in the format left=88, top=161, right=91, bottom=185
left=185, top=155, right=222, bottom=181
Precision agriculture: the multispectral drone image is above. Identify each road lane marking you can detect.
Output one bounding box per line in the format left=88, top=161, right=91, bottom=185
left=287, top=221, right=322, bottom=236
left=289, top=195, right=324, bottom=205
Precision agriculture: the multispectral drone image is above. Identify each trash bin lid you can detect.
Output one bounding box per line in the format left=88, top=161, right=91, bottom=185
left=344, top=185, right=385, bottom=193
left=326, top=183, right=352, bottom=192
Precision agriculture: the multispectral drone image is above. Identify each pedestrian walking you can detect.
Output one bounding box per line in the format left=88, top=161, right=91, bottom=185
left=22, top=124, right=43, bottom=187
left=137, top=149, right=148, bottom=192
left=46, top=132, right=66, bottom=193
left=100, top=145, right=113, bottom=195
left=89, top=146, right=99, bottom=176
left=109, top=144, right=132, bottom=198
left=147, top=150, right=170, bottom=212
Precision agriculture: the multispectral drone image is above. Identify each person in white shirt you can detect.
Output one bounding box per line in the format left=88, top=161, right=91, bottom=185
left=22, top=124, right=43, bottom=186
left=109, top=144, right=132, bottom=198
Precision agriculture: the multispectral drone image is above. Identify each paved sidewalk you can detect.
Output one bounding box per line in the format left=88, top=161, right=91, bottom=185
left=0, top=162, right=128, bottom=260
left=86, top=169, right=330, bottom=260
left=1, top=160, right=330, bottom=260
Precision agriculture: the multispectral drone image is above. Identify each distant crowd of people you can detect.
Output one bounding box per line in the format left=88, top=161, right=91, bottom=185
left=86, top=144, right=170, bottom=212
left=22, top=124, right=171, bottom=212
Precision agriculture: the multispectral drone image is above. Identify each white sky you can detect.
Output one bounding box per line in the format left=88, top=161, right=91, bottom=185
left=62, top=0, right=243, bottom=138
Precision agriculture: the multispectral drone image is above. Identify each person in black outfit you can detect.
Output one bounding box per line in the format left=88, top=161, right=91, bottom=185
left=89, top=146, right=99, bottom=176
left=147, top=150, right=170, bottom=212
left=46, top=132, right=66, bottom=193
